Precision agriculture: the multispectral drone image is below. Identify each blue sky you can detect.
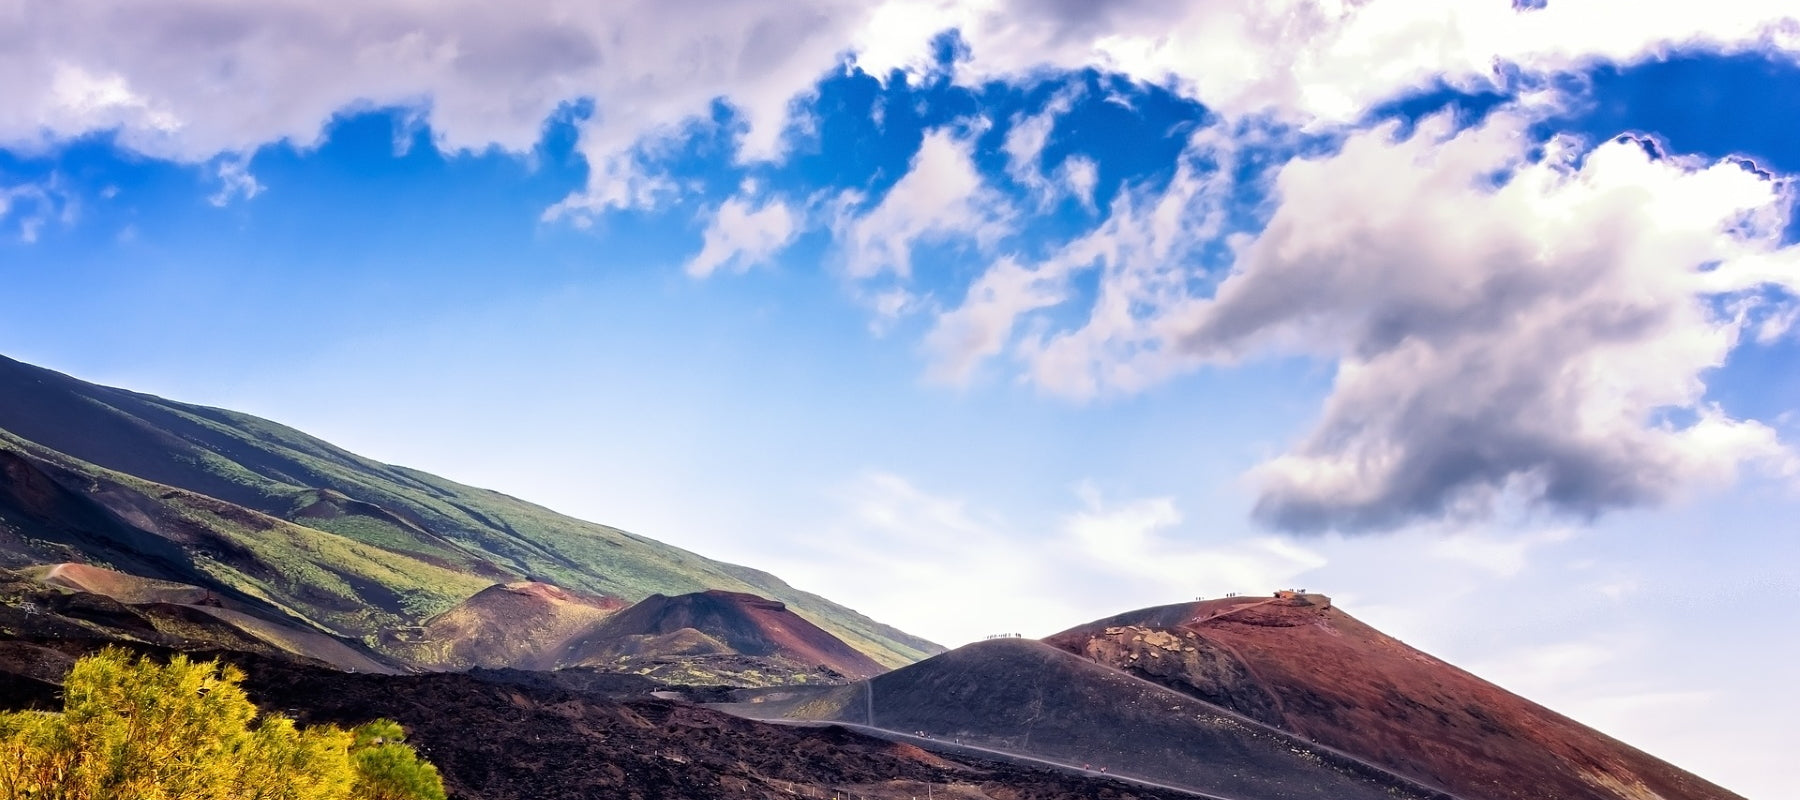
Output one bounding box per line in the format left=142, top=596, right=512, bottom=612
left=5, top=3, right=1800, bottom=795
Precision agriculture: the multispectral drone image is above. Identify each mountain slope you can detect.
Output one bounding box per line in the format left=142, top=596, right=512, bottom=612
left=727, top=638, right=1447, bottom=800
left=1043, top=593, right=1742, bottom=800
left=0, top=354, right=938, bottom=668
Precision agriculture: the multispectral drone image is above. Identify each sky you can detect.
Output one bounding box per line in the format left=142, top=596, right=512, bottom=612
left=3, top=1, right=1799, bottom=795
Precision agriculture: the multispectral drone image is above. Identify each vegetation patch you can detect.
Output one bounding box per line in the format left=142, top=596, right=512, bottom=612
left=0, top=648, right=443, bottom=800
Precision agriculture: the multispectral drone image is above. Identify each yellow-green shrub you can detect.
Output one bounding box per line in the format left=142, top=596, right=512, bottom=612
left=0, top=648, right=444, bottom=800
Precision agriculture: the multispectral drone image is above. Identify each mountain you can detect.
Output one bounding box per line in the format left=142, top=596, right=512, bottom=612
left=0, top=353, right=938, bottom=669
left=1042, top=593, right=1743, bottom=800
left=723, top=637, right=1449, bottom=800
left=555, top=589, right=888, bottom=683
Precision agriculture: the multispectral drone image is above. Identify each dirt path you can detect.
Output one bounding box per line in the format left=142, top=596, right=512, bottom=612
left=1185, top=597, right=1279, bottom=626
left=759, top=717, right=1231, bottom=800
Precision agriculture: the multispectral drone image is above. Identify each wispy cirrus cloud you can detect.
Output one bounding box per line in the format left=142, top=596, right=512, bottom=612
left=0, top=176, right=76, bottom=243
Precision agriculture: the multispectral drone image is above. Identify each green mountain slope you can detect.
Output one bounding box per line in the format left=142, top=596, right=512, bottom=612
left=0, top=354, right=938, bottom=668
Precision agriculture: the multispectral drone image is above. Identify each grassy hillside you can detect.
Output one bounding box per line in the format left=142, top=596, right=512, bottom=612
left=0, top=355, right=938, bottom=668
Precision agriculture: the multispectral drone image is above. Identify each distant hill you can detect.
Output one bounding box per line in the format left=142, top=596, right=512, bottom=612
left=557, top=589, right=887, bottom=682
left=398, top=581, right=626, bottom=670
left=1043, top=593, right=1744, bottom=800
left=726, top=637, right=1451, bottom=800
left=0, top=353, right=939, bottom=669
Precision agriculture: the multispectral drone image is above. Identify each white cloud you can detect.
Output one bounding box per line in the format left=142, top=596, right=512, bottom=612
left=770, top=471, right=1326, bottom=645
left=0, top=177, right=76, bottom=243
left=1002, top=86, right=1089, bottom=209
left=207, top=154, right=264, bottom=207
left=773, top=471, right=1082, bottom=645
left=11, top=0, right=1796, bottom=228
left=924, top=256, right=1066, bottom=383
left=5, top=1, right=885, bottom=217
left=1062, top=484, right=1326, bottom=598
left=932, top=107, right=1800, bottom=531
left=1176, top=113, right=1800, bottom=531
left=1060, top=155, right=1099, bottom=211
left=861, top=1, right=1800, bottom=124
left=840, top=127, right=1011, bottom=281
left=685, top=196, right=799, bottom=278
left=990, top=122, right=1253, bottom=398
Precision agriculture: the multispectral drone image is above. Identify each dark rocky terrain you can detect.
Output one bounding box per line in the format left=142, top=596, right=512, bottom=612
left=0, top=631, right=1192, bottom=800
left=723, top=637, right=1450, bottom=800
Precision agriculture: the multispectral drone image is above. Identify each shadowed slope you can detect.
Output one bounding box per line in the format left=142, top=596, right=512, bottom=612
left=1045, top=595, right=1743, bottom=800
left=735, top=638, right=1448, bottom=800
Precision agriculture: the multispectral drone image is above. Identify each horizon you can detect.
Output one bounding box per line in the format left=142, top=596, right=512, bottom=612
left=4, top=3, right=1799, bottom=796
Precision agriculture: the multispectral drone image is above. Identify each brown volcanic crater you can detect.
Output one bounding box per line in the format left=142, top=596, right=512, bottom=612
left=560, top=589, right=887, bottom=680
left=408, top=581, right=626, bottom=670
left=1044, top=594, right=1743, bottom=800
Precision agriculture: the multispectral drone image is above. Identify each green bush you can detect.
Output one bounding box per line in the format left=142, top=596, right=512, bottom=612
left=0, top=648, right=444, bottom=800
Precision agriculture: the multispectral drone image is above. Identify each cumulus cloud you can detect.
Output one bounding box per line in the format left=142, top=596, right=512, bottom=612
left=685, top=195, right=799, bottom=278
left=11, top=0, right=1797, bottom=229
left=4, top=0, right=880, bottom=216
left=862, top=0, right=1800, bottom=123
left=932, top=107, right=1800, bottom=531
left=1177, top=113, right=1800, bottom=531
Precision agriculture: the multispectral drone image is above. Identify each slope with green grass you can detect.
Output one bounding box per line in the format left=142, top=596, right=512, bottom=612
left=0, top=354, right=938, bottom=668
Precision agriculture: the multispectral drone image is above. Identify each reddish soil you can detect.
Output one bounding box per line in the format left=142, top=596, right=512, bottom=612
left=738, top=638, right=1446, bottom=800
left=409, top=581, right=626, bottom=670
left=1044, top=596, right=1744, bottom=800
left=561, top=590, right=887, bottom=679
left=34, top=562, right=214, bottom=605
